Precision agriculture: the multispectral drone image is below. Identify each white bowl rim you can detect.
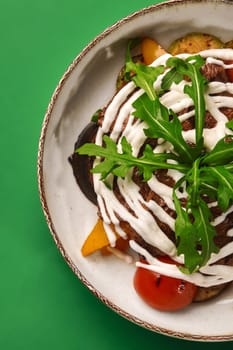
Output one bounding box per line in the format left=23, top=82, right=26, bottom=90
left=37, top=0, right=233, bottom=341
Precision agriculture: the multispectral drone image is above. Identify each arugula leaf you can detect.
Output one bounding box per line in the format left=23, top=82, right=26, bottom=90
left=203, top=135, right=233, bottom=166
left=185, top=163, right=220, bottom=268
left=203, top=166, right=233, bottom=211
left=185, top=158, right=201, bottom=206
left=226, top=119, right=233, bottom=130
left=191, top=199, right=219, bottom=268
left=173, top=182, right=201, bottom=273
left=133, top=93, right=197, bottom=163
left=162, top=55, right=208, bottom=147
left=91, top=109, right=103, bottom=123
left=173, top=162, right=219, bottom=273
left=77, top=135, right=189, bottom=181
left=198, top=174, right=218, bottom=199
left=125, top=40, right=164, bottom=100
left=224, top=163, right=233, bottom=172
left=161, top=66, right=183, bottom=90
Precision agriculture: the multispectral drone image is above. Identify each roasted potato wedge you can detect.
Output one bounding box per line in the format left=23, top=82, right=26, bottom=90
left=168, top=32, right=223, bottom=55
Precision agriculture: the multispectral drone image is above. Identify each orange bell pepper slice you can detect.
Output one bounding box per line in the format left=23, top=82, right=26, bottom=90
left=81, top=218, right=129, bottom=257
left=141, top=37, right=166, bottom=65
left=81, top=219, right=111, bottom=256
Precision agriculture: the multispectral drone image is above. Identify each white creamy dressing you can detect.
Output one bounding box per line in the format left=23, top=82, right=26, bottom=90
left=93, top=49, right=233, bottom=287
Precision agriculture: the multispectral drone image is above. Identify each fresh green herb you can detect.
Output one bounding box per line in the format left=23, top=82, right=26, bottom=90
left=162, top=55, right=208, bottom=148
left=125, top=44, right=202, bottom=163
left=91, top=109, right=103, bottom=123
left=173, top=188, right=204, bottom=274
left=202, top=166, right=233, bottom=212
left=78, top=135, right=188, bottom=182
left=125, top=39, right=164, bottom=100
left=173, top=178, right=201, bottom=273
left=173, top=160, right=219, bottom=273
left=186, top=158, right=202, bottom=207
left=76, top=45, right=233, bottom=274
left=188, top=199, right=219, bottom=271
left=132, top=93, right=198, bottom=163
left=202, top=135, right=233, bottom=166
left=226, top=119, right=233, bottom=130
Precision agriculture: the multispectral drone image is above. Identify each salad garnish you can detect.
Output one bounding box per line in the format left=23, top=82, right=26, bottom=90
left=77, top=40, right=233, bottom=274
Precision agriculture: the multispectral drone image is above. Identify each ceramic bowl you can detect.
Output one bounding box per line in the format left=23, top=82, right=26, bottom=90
left=38, top=0, right=233, bottom=341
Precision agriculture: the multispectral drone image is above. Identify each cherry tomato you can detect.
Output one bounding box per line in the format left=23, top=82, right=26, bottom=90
left=226, top=60, right=233, bottom=82
left=133, top=257, right=197, bottom=312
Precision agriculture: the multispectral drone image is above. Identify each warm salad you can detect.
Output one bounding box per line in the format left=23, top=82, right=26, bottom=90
left=69, top=32, right=233, bottom=311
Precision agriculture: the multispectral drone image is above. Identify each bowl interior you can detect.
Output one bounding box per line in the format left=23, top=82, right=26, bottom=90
left=38, top=0, right=233, bottom=341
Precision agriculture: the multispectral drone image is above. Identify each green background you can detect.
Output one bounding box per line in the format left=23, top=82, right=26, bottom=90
left=1, top=0, right=232, bottom=349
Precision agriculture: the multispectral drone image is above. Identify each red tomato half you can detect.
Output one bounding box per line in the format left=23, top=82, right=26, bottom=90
left=133, top=257, right=197, bottom=312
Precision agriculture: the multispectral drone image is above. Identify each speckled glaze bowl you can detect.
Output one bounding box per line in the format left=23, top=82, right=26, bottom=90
left=38, top=0, right=233, bottom=341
